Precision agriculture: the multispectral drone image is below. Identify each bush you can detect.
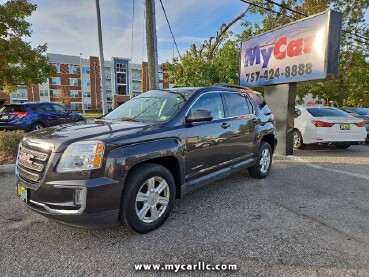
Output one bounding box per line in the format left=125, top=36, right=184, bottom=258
left=0, top=130, right=24, bottom=164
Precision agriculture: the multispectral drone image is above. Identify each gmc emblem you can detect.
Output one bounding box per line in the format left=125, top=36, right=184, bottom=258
left=19, top=152, right=34, bottom=164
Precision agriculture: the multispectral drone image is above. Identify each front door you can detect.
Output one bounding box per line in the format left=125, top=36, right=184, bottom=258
left=185, top=92, right=233, bottom=181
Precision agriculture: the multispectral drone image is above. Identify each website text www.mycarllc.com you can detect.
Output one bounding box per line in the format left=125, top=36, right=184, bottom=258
left=134, top=262, right=238, bottom=273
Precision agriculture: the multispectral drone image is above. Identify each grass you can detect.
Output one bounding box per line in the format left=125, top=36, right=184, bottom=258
left=78, top=112, right=103, bottom=119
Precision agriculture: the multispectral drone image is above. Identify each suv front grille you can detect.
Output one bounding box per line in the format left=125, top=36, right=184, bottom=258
left=17, top=145, right=50, bottom=183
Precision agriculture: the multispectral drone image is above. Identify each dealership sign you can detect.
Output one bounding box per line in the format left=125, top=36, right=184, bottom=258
left=239, top=10, right=342, bottom=86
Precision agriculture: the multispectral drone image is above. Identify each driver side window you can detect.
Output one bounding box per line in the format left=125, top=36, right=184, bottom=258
left=189, top=93, right=224, bottom=120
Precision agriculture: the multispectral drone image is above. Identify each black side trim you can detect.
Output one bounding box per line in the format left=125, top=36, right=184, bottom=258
left=181, top=158, right=256, bottom=197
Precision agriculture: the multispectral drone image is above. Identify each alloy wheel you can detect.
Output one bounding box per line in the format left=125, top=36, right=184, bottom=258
left=259, top=148, right=271, bottom=174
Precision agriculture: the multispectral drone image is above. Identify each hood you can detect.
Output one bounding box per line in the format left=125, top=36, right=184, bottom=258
left=23, top=120, right=153, bottom=153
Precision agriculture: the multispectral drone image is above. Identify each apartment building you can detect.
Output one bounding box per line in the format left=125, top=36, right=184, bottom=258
left=1, top=53, right=170, bottom=111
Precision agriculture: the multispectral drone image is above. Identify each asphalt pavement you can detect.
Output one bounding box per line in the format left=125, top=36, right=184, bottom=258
left=0, top=144, right=369, bottom=276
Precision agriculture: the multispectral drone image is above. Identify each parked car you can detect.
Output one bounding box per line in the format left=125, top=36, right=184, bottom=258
left=15, top=84, right=277, bottom=233
left=293, top=106, right=366, bottom=149
left=0, top=102, right=85, bottom=131
left=340, top=107, right=369, bottom=141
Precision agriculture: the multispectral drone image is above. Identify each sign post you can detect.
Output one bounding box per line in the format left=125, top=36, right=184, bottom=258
left=239, top=10, right=342, bottom=155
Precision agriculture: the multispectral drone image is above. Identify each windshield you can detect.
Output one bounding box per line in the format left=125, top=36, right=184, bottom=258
left=105, top=91, right=187, bottom=122
left=307, top=108, right=350, bottom=117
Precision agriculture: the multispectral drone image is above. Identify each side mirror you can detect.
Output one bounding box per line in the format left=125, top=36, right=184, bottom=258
left=185, top=110, right=213, bottom=124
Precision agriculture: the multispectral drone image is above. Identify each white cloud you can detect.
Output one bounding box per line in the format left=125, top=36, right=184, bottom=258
left=27, top=0, right=251, bottom=63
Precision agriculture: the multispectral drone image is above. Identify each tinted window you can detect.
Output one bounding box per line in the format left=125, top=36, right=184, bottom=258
left=33, top=104, right=53, bottom=112
left=224, top=93, right=251, bottom=117
left=52, top=104, right=68, bottom=113
left=189, top=93, right=224, bottom=120
left=0, top=105, right=25, bottom=113
left=307, top=108, right=350, bottom=117
left=351, top=108, right=369, bottom=116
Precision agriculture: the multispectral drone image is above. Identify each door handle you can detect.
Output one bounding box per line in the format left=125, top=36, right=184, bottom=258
left=221, top=122, right=230, bottom=129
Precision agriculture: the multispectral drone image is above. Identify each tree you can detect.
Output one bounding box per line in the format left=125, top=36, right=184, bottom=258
left=55, top=86, right=71, bottom=109
left=0, top=0, right=55, bottom=93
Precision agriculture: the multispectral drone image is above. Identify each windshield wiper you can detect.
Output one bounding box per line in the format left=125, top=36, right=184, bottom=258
left=119, top=117, right=140, bottom=122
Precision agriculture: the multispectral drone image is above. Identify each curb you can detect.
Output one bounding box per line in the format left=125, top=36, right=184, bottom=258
left=0, top=164, right=15, bottom=174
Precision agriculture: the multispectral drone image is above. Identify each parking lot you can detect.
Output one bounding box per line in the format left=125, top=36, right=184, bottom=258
left=1, top=144, right=369, bottom=276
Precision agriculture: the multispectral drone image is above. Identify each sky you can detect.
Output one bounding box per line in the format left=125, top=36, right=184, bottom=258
left=4, top=0, right=369, bottom=64
left=22, top=0, right=253, bottom=64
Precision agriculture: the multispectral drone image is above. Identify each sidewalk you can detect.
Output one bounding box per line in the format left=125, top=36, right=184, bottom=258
left=0, top=164, right=15, bottom=174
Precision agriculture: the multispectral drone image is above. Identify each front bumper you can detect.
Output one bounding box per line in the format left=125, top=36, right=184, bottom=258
left=17, top=177, right=122, bottom=229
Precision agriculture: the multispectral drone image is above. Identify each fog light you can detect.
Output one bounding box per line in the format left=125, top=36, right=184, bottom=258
left=74, top=189, right=83, bottom=206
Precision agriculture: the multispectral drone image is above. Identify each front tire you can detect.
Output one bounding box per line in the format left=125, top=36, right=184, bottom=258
left=248, top=141, right=272, bottom=179
left=119, top=163, right=176, bottom=233
left=30, top=122, right=45, bottom=131
left=293, top=129, right=305, bottom=149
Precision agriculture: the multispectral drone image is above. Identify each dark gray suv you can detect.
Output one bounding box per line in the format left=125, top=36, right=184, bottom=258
left=16, top=84, right=277, bottom=233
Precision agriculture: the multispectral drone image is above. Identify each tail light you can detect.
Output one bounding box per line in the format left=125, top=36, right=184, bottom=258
left=355, top=121, right=365, bottom=127
left=311, top=120, right=334, bottom=127
left=11, top=112, right=28, bottom=119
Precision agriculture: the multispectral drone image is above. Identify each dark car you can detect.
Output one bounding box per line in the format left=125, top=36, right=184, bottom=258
left=15, top=85, right=277, bottom=233
left=340, top=107, right=369, bottom=140
left=0, top=102, right=85, bottom=131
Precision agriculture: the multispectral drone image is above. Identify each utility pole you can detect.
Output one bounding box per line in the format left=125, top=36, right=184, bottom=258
left=145, top=0, right=159, bottom=90
left=95, top=0, right=108, bottom=115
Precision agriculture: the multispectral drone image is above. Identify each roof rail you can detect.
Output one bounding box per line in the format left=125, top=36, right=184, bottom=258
left=212, top=83, right=251, bottom=90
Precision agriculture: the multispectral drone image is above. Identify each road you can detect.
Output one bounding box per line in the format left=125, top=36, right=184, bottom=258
left=0, top=144, right=369, bottom=276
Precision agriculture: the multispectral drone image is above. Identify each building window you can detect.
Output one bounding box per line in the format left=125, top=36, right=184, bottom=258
left=84, top=103, right=92, bottom=110
left=70, top=90, right=79, bottom=97
left=116, top=73, right=126, bottom=84
left=69, top=65, right=78, bottom=74
left=116, top=63, right=127, bottom=73
left=117, top=85, right=127, bottom=95
left=50, top=89, right=59, bottom=97
left=69, top=78, right=78, bottom=86
left=82, top=66, right=90, bottom=74
left=83, top=79, right=91, bottom=86
left=39, top=89, right=49, bottom=97
left=158, top=72, right=164, bottom=81
left=53, top=64, right=60, bottom=73
left=83, top=91, right=91, bottom=98
left=70, top=103, right=80, bottom=111
left=51, top=77, right=61, bottom=85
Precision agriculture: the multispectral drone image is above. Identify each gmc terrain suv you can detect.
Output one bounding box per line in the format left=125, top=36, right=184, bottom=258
left=16, top=84, right=277, bottom=233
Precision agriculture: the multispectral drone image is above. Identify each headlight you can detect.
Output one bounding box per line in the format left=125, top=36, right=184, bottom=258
left=57, top=141, right=104, bottom=172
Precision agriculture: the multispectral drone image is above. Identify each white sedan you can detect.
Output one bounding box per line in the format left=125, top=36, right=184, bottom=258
left=293, top=106, right=366, bottom=149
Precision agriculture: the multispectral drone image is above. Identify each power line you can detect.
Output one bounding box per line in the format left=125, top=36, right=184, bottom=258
left=239, top=0, right=295, bottom=19
left=239, top=0, right=369, bottom=46
left=264, top=0, right=307, bottom=17
left=159, top=0, right=181, bottom=58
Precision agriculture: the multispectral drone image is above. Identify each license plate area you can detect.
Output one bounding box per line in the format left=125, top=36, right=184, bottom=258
left=1, top=115, right=9, bottom=120
left=17, top=183, right=28, bottom=203
left=340, top=124, right=350, bottom=130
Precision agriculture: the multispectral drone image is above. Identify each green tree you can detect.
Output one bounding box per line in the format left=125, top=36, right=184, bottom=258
left=0, top=0, right=55, bottom=93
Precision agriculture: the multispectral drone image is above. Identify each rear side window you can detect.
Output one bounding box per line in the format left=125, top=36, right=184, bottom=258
left=223, top=93, right=251, bottom=117
left=248, top=92, right=266, bottom=108
left=307, top=108, right=350, bottom=117
left=33, top=104, right=53, bottom=112
left=0, top=105, right=25, bottom=113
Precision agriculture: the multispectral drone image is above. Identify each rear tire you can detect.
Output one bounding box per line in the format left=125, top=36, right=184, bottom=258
left=335, top=145, right=350, bottom=149
left=30, top=122, right=45, bottom=131
left=248, top=141, right=272, bottom=179
left=119, top=163, right=176, bottom=233
left=293, top=129, right=305, bottom=149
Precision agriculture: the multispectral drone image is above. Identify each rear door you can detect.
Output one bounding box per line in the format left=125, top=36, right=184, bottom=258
left=32, top=103, right=57, bottom=127
left=50, top=103, right=70, bottom=125
left=184, top=92, right=234, bottom=181
left=223, top=93, right=257, bottom=160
